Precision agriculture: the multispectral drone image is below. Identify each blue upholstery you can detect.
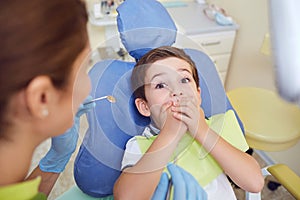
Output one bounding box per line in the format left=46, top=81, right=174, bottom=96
left=74, top=60, right=150, bottom=197
left=117, top=0, right=177, bottom=60
left=73, top=0, right=244, bottom=197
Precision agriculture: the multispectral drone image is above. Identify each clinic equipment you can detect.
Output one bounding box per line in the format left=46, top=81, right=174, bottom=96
left=84, top=95, right=116, bottom=105
left=269, top=0, right=300, bottom=105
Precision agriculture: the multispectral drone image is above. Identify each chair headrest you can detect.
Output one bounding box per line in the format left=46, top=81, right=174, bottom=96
left=117, top=0, right=177, bottom=60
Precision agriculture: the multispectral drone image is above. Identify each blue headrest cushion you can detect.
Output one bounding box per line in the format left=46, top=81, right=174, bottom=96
left=117, top=0, right=177, bottom=60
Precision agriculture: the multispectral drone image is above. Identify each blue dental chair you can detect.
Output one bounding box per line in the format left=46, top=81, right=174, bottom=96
left=60, top=0, right=243, bottom=198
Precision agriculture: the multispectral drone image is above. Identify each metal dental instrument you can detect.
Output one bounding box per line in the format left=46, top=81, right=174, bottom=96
left=83, top=95, right=116, bottom=105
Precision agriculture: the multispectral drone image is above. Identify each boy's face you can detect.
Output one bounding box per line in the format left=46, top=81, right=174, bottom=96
left=135, top=57, right=201, bottom=129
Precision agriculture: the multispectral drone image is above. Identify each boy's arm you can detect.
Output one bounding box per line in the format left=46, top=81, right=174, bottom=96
left=114, top=133, right=178, bottom=200
left=114, top=110, right=187, bottom=200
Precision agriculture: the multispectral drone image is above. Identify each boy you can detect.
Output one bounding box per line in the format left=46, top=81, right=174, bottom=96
left=113, top=46, right=264, bottom=200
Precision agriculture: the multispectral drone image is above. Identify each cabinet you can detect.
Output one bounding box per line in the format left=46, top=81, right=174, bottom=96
left=189, top=31, right=236, bottom=84
left=166, top=2, right=239, bottom=85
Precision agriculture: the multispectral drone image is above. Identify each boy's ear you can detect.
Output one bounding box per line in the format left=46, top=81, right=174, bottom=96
left=25, top=76, right=57, bottom=118
left=198, top=87, right=201, bottom=95
left=135, top=98, right=150, bottom=117
left=197, top=87, right=202, bottom=104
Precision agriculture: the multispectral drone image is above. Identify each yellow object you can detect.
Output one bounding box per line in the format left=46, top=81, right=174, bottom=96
left=227, top=87, right=300, bottom=151
left=268, top=164, right=300, bottom=199
left=0, top=176, right=46, bottom=200
left=260, top=33, right=271, bottom=55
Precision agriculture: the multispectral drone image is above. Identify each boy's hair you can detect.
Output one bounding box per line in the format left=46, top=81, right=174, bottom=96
left=131, top=46, right=200, bottom=100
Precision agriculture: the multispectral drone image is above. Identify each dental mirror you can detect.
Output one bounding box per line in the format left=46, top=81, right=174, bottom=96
left=84, top=95, right=116, bottom=105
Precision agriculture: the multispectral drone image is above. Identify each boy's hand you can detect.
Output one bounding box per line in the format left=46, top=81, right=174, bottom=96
left=159, top=101, right=187, bottom=137
left=171, top=97, right=208, bottom=138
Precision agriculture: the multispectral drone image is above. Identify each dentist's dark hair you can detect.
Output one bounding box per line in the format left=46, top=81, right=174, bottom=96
left=0, top=0, right=88, bottom=135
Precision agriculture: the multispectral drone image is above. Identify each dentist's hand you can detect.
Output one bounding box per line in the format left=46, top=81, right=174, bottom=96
left=39, top=96, right=95, bottom=173
left=152, top=163, right=207, bottom=200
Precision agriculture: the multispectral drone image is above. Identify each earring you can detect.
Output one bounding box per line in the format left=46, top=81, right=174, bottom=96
left=42, top=109, right=49, bottom=117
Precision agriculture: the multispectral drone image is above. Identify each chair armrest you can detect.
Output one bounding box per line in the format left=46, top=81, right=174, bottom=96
left=267, top=164, right=300, bottom=199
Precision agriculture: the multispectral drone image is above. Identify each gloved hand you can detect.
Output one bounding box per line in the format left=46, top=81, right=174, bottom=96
left=152, top=163, right=207, bottom=200
left=39, top=96, right=95, bottom=173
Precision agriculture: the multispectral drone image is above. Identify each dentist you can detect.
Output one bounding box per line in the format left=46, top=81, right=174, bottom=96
left=0, top=0, right=91, bottom=198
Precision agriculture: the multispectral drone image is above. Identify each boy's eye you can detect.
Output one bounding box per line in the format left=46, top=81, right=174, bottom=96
left=181, top=77, right=191, bottom=83
left=155, top=83, right=168, bottom=89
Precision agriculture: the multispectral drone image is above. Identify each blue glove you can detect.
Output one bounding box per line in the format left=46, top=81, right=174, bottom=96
left=152, top=172, right=169, bottom=200
left=39, top=96, right=95, bottom=173
left=152, top=163, right=207, bottom=200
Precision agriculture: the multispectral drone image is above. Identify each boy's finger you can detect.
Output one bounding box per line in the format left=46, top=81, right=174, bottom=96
left=162, top=101, right=173, bottom=109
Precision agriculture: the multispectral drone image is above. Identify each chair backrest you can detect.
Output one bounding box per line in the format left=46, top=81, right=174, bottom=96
left=74, top=0, right=243, bottom=197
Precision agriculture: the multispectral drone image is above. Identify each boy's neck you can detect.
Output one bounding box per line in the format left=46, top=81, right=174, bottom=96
left=149, top=123, right=160, bottom=135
